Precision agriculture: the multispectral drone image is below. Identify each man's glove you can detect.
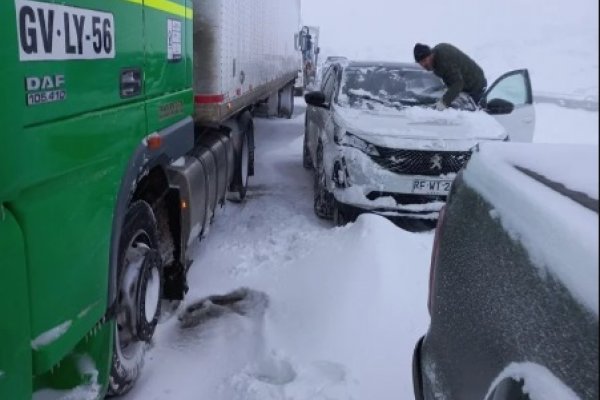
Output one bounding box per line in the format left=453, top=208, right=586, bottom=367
left=434, top=99, right=447, bottom=111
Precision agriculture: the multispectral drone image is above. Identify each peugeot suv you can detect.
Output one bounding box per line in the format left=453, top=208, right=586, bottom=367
left=303, top=60, right=535, bottom=223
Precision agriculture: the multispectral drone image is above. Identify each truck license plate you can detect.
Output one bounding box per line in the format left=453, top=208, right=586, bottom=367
left=16, top=0, right=115, bottom=61
left=412, top=179, right=452, bottom=195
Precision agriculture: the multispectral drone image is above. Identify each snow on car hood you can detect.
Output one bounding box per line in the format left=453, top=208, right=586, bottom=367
left=334, top=104, right=507, bottom=150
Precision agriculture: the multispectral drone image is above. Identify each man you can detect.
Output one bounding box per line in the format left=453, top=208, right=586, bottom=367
left=414, top=43, right=487, bottom=110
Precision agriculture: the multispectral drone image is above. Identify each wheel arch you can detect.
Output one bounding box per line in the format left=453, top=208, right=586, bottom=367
left=107, top=117, right=194, bottom=314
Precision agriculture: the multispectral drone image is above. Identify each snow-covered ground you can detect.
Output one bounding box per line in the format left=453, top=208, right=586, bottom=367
left=122, top=104, right=433, bottom=400
left=120, top=97, right=597, bottom=400
left=120, top=1, right=598, bottom=399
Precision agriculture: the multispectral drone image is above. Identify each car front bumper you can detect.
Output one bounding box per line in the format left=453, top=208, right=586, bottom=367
left=328, top=146, right=454, bottom=219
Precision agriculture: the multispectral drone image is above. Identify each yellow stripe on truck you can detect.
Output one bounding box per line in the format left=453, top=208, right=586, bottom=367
left=125, top=0, right=192, bottom=19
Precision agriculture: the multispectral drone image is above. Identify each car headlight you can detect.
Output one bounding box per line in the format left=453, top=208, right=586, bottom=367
left=342, top=133, right=380, bottom=157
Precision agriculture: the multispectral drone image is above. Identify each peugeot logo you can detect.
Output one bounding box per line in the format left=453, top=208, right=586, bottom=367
left=430, top=154, right=443, bottom=171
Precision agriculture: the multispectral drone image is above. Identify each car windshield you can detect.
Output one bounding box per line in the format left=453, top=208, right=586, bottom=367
left=337, top=65, right=446, bottom=110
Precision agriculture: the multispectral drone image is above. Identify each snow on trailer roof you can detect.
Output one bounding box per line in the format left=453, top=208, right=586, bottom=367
left=463, top=142, right=599, bottom=316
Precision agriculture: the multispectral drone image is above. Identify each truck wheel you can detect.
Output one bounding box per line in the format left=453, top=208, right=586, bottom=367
left=108, top=200, right=162, bottom=396
left=278, top=83, right=295, bottom=119
left=229, top=113, right=253, bottom=202
left=314, top=143, right=334, bottom=219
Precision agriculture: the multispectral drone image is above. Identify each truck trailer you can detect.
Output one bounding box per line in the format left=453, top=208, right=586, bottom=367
left=0, top=0, right=301, bottom=398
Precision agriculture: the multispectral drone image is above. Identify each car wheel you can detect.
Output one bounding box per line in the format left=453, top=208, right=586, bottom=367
left=108, top=200, right=162, bottom=396
left=487, top=378, right=531, bottom=400
left=333, top=206, right=345, bottom=226
left=303, top=121, right=312, bottom=170
left=313, top=143, right=334, bottom=219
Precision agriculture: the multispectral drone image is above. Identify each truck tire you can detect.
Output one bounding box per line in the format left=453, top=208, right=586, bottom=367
left=278, top=83, right=295, bottom=119
left=108, top=200, right=162, bottom=396
left=228, top=112, right=253, bottom=202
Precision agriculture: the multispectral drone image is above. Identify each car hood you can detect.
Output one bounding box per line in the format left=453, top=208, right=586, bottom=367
left=334, top=105, right=507, bottom=151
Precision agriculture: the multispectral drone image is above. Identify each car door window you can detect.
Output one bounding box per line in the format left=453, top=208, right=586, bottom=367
left=486, top=70, right=533, bottom=106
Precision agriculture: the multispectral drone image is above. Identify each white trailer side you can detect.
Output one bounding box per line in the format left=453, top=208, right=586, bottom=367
left=193, top=0, right=302, bottom=123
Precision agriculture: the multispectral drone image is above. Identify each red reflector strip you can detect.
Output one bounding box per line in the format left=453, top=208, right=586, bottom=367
left=194, top=94, right=225, bottom=104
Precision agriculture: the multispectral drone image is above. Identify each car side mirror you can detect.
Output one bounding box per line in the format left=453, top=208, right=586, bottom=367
left=305, top=91, right=327, bottom=108
left=485, top=98, right=515, bottom=115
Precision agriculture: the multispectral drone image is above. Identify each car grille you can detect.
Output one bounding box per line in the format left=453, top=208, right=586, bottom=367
left=371, top=147, right=472, bottom=176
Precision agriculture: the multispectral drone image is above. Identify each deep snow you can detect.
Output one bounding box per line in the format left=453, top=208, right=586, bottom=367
left=122, top=105, right=433, bottom=400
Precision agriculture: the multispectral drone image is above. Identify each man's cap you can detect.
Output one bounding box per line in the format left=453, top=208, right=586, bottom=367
left=414, top=43, right=432, bottom=62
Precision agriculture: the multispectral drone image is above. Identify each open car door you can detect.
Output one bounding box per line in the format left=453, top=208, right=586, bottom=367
left=482, top=69, right=535, bottom=142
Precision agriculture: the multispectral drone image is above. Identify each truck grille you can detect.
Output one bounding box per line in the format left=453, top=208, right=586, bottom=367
left=371, top=147, right=471, bottom=176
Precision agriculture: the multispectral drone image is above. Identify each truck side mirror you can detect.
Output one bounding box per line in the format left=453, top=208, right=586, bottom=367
left=315, top=47, right=320, bottom=55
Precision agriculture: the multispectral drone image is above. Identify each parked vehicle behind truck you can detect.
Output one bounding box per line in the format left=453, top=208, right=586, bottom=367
left=295, top=25, right=320, bottom=94
left=0, top=0, right=301, bottom=398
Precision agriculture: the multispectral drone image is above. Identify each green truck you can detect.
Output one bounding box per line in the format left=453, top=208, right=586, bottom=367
left=0, top=0, right=301, bottom=398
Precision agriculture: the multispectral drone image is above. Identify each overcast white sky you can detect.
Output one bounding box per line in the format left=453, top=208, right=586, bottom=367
left=301, top=0, right=599, bottom=95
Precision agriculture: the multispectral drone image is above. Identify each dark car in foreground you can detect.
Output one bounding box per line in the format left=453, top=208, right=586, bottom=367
left=413, top=142, right=599, bottom=400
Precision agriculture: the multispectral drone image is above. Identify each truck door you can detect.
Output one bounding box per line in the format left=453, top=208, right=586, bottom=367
left=9, top=0, right=146, bottom=375
left=143, top=0, right=192, bottom=133
left=482, top=69, right=535, bottom=142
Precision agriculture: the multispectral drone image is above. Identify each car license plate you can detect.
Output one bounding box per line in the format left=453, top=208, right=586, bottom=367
left=412, top=179, right=452, bottom=195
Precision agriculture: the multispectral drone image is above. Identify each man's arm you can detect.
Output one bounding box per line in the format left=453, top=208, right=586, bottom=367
left=441, top=65, right=464, bottom=106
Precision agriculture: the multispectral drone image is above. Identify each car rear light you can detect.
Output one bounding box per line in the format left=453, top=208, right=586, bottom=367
left=428, top=205, right=447, bottom=315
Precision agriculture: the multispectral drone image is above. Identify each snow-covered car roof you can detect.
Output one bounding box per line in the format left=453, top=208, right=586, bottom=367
left=463, top=142, right=599, bottom=316
left=346, top=61, right=421, bottom=69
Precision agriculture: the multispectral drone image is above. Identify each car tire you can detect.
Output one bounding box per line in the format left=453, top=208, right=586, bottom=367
left=333, top=206, right=345, bottom=226
left=303, top=121, right=313, bottom=170
left=487, top=378, right=531, bottom=400
left=313, top=143, right=334, bottom=219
